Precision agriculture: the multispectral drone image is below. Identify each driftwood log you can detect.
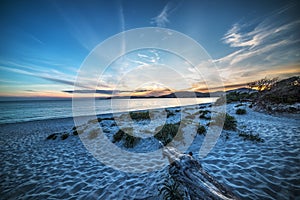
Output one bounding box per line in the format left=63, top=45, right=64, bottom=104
left=162, top=147, right=239, bottom=200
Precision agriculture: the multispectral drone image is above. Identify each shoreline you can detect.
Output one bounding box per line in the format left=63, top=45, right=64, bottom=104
left=1, top=100, right=299, bottom=127
left=0, top=102, right=212, bottom=126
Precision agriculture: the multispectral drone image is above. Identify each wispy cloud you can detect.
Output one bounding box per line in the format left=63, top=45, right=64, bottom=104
left=151, top=3, right=171, bottom=27
left=151, top=1, right=182, bottom=27
left=215, top=5, right=300, bottom=83
left=223, top=23, right=259, bottom=48
left=0, top=62, right=78, bottom=87
left=63, top=89, right=150, bottom=95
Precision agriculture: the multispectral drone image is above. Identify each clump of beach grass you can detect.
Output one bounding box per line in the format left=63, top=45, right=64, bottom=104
left=112, top=129, right=140, bottom=148
left=238, top=131, right=264, bottom=142
left=236, top=108, right=247, bottom=115
left=154, top=123, right=180, bottom=145
left=210, top=113, right=237, bottom=131
left=197, top=125, right=206, bottom=135
left=199, top=110, right=211, bottom=120
left=130, top=110, right=150, bottom=121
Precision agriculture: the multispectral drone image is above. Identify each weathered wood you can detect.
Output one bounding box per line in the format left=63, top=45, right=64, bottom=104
left=163, top=147, right=239, bottom=200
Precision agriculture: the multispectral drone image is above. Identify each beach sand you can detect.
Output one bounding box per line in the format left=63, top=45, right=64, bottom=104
left=0, top=103, right=299, bottom=199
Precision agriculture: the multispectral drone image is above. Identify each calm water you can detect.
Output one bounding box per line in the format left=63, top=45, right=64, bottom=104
left=0, top=98, right=216, bottom=124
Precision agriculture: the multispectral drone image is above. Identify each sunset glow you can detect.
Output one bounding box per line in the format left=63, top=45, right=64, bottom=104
left=0, top=0, right=299, bottom=100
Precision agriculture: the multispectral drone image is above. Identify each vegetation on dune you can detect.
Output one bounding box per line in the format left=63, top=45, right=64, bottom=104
left=214, top=77, right=283, bottom=105
left=248, top=77, right=278, bottom=91
left=159, top=177, right=183, bottom=200
left=123, top=134, right=140, bottom=148
left=255, top=76, right=300, bottom=105
left=197, top=125, right=206, bottom=135
left=130, top=110, right=151, bottom=121
left=112, top=129, right=140, bottom=148
left=112, top=129, right=125, bottom=143
left=214, top=77, right=299, bottom=112
left=236, top=108, right=247, bottom=115
left=238, top=131, right=264, bottom=143
left=46, top=133, right=57, bottom=140
left=47, top=132, right=69, bottom=140
left=154, top=123, right=180, bottom=145
left=88, top=117, right=114, bottom=124
left=72, top=126, right=79, bottom=135
left=199, top=110, right=211, bottom=120
left=61, top=133, right=69, bottom=140
left=246, top=76, right=299, bottom=113
left=214, top=92, right=257, bottom=105
left=166, top=109, right=176, bottom=117
left=210, top=113, right=237, bottom=131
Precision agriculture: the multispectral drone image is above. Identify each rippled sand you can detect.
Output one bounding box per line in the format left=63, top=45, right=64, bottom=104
left=0, top=118, right=167, bottom=199
left=0, top=104, right=299, bottom=199
left=200, top=104, right=300, bottom=199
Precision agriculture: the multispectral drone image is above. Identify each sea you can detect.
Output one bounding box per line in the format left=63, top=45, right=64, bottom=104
left=0, top=98, right=216, bottom=124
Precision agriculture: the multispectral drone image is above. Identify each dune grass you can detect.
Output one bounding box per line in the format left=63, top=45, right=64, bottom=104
left=236, top=108, right=247, bottom=115
left=197, top=125, right=206, bottom=135
left=154, top=123, right=180, bottom=145
left=130, top=111, right=150, bottom=121
left=112, top=129, right=140, bottom=148
left=238, top=131, right=264, bottom=142
left=210, top=113, right=237, bottom=131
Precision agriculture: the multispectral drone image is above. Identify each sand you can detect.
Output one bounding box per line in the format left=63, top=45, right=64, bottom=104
left=0, top=103, right=299, bottom=199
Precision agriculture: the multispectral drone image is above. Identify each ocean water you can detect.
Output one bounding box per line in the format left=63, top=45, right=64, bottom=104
left=0, top=98, right=216, bottom=124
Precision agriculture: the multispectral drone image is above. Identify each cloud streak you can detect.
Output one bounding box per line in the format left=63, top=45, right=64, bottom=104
left=215, top=6, right=300, bottom=83
left=63, top=89, right=150, bottom=95
left=151, top=1, right=182, bottom=27
left=0, top=62, right=77, bottom=88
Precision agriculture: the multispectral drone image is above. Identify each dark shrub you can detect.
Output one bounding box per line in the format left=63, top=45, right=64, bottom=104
left=235, top=103, right=244, bottom=107
left=61, top=133, right=69, bottom=140
left=72, top=127, right=78, bottom=135
left=197, top=125, right=206, bottom=135
left=130, top=111, right=150, bottom=121
left=199, top=110, right=211, bottom=120
left=112, top=130, right=124, bottom=143
left=215, top=92, right=257, bottom=105
left=224, top=114, right=237, bottom=130
left=211, top=113, right=237, bottom=131
left=46, top=133, right=57, bottom=140
left=123, top=134, right=140, bottom=148
left=112, top=129, right=140, bottom=148
left=73, top=130, right=78, bottom=135
left=166, top=109, right=176, bottom=117
left=236, top=108, right=247, bottom=115
left=225, top=132, right=230, bottom=140
left=154, top=123, right=180, bottom=145
left=238, top=131, right=264, bottom=142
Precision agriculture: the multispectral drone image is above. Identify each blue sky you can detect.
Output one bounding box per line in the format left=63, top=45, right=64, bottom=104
left=0, top=0, right=299, bottom=99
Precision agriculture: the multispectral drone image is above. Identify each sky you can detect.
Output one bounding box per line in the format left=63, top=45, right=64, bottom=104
left=0, top=0, right=299, bottom=100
